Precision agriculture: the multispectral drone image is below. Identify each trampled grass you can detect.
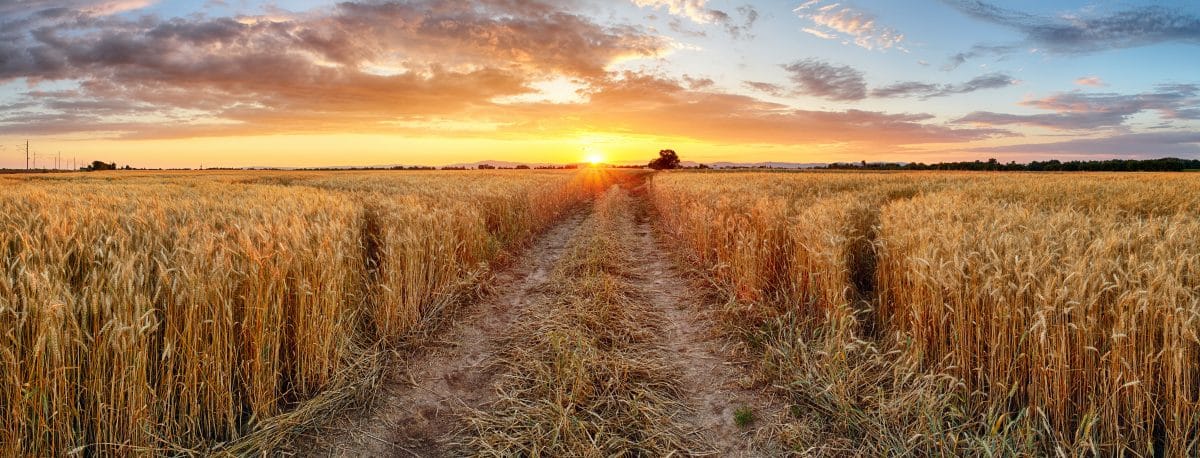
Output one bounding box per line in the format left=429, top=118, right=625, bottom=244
left=462, top=185, right=707, bottom=456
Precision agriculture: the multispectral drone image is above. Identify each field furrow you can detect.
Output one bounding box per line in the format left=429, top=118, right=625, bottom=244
left=306, top=209, right=589, bottom=456
left=461, top=186, right=698, bottom=455
left=628, top=193, right=788, bottom=456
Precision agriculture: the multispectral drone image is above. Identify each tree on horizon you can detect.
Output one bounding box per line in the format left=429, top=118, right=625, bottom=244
left=648, top=149, right=681, bottom=170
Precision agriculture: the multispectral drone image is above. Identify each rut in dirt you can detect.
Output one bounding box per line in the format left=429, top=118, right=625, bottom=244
left=306, top=184, right=786, bottom=457
left=459, top=186, right=704, bottom=455
left=459, top=186, right=786, bottom=456
left=627, top=196, right=787, bottom=457
left=304, top=209, right=588, bottom=457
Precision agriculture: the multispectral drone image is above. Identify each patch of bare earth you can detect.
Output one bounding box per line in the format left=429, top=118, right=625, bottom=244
left=629, top=200, right=787, bottom=457
left=302, top=210, right=587, bottom=457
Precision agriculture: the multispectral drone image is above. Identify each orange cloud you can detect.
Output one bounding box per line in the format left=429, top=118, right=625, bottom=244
left=956, top=85, right=1200, bottom=131
left=0, top=0, right=1004, bottom=155
left=794, top=0, right=904, bottom=51
left=489, top=73, right=1006, bottom=146
left=0, top=1, right=669, bottom=136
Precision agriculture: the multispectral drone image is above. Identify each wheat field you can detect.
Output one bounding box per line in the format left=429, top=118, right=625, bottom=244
left=2, top=169, right=1198, bottom=456
left=0, top=170, right=607, bottom=455
left=650, top=171, right=1200, bottom=455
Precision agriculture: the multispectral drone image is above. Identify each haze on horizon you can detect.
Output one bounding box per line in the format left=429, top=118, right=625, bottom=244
left=1, top=0, right=1199, bottom=169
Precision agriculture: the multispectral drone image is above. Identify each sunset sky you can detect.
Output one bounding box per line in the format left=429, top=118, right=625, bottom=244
left=2, top=0, right=1199, bottom=168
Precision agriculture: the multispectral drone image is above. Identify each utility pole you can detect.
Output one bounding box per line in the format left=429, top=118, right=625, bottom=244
left=24, top=140, right=29, bottom=170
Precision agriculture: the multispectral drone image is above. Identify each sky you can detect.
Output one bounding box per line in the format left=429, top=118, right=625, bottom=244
left=1, top=0, right=1199, bottom=168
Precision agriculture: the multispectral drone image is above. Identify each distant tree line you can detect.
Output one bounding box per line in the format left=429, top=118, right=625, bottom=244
left=150, top=164, right=595, bottom=172
left=84, top=161, right=133, bottom=171
left=391, top=165, right=437, bottom=170
left=283, top=165, right=439, bottom=171
left=824, top=157, right=1200, bottom=172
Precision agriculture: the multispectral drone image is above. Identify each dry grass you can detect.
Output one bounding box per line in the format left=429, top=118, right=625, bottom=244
left=462, top=185, right=710, bottom=456
left=8, top=168, right=1196, bottom=455
left=0, top=170, right=606, bottom=455
left=651, top=171, right=1200, bottom=455
left=878, top=185, right=1200, bottom=454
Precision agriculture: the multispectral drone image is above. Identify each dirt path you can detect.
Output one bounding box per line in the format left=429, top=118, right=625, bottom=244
left=305, top=210, right=587, bottom=457
left=307, top=192, right=785, bottom=456
left=629, top=200, right=787, bottom=457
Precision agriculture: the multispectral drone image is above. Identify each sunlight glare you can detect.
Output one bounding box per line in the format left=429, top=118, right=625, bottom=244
left=583, top=144, right=605, bottom=165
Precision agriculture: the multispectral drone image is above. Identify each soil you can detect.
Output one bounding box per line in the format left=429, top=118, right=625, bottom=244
left=628, top=203, right=787, bottom=457
left=304, top=210, right=586, bottom=457
left=305, top=195, right=786, bottom=457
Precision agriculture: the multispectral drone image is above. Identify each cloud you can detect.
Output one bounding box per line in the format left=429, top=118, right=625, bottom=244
left=956, top=111, right=1128, bottom=131
left=727, top=5, right=759, bottom=38
left=0, top=0, right=1007, bottom=150
left=0, top=0, right=671, bottom=137
left=780, top=59, right=1013, bottom=101
left=801, top=27, right=835, bottom=40
left=1075, top=76, right=1106, bottom=87
left=944, top=1, right=1200, bottom=53
left=941, top=43, right=1020, bottom=70
left=1024, top=84, right=1200, bottom=120
left=0, top=0, right=155, bottom=17
left=955, top=84, right=1200, bottom=130
left=870, top=81, right=940, bottom=98
left=0, top=2, right=669, bottom=82
left=872, top=72, right=1016, bottom=98
left=967, top=132, right=1200, bottom=158
left=667, top=17, right=708, bottom=37
left=782, top=59, right=867, bottom=101
left=633, top=0, right=757, bottom=38
left=794, top=0, right=904, bottom=50
left=514, top=72, right=1007, bottom=146
left=953, top=72, right=1017, bottom=93
left=633, top=0, right=721, bottom=24
left=122, top=72, right=1011, bottom=147
left=743, top=81, right=787, bottom=97
left=681, top=74, right=714, bottom=89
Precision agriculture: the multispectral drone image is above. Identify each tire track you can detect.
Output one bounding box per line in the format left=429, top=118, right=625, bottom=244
left=304, top=210, right=587, bottom=457
left=628, top=196, right=788, bottom=457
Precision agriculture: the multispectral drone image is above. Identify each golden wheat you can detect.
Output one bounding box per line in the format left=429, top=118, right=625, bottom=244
left=651, top=170, right=1200, bottom=455
left=0, top=170, right=596, bottom=455
left=878, top=184, right=1200, bottom=454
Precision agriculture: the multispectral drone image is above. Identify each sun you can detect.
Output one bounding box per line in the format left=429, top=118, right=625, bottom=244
left=583, top=147, right=605, bottom=166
